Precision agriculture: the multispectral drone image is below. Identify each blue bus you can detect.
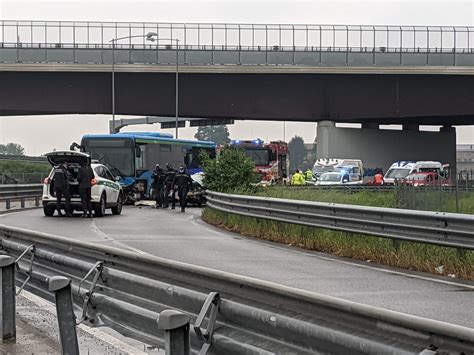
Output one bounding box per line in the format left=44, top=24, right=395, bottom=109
left=80, top=132, right=215, bottom=200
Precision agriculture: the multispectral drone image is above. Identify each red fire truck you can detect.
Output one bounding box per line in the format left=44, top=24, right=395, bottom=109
left=230, top=139, right=289, bottom=184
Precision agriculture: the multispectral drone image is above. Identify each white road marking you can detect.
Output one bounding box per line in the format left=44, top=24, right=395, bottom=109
left=20, top=289, right=148, bottom=355
left=192, top=214, right=474, bottom=290
left=89, top=219, right=150, bottom=255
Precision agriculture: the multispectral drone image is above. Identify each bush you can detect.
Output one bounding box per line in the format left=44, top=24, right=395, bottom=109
left=199, top=146, right=258, bottom=192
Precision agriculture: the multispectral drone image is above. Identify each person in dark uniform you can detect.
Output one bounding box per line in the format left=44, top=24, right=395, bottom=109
left=78, top=159, right=95, bottom=218
left=151, top=164, right=165, bottom=208
left=172, top=166, right=193, bottom=212
left=163, top=163, right=177, bottom=209
left=52, top=163, right=72, bottom=217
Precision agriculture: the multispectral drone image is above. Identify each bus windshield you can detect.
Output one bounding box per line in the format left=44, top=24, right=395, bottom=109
left=81, top=138, right=135, bottom=177
left=243, top=148, right=270, bottom=166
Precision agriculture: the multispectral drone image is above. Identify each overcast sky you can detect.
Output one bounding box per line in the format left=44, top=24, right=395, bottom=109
left=1, top=0, right=473, bottom=155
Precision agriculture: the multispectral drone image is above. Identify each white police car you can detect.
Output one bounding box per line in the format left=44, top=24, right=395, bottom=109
left=42, top=151, right=123, bottom=217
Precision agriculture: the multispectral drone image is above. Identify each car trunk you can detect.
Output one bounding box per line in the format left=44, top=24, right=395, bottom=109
left=46, top=151, right=90, bottom=199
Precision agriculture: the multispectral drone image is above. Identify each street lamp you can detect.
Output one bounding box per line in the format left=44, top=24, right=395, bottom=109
left=109, top=34, right=180, bottom=137
left=146, top=33, right=180, bottom=138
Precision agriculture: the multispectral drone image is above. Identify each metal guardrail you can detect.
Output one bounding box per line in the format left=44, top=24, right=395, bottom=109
left=0, top=184, right=42, bottom=209
left=0, top=224, right=472, bottom=354
left=206, top=191, right=474, bottom=250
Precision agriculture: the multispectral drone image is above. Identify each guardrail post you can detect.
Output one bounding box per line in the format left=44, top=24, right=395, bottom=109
left=6, top=199, right=10, bottom=210
left=35, top=196, right=40, bottom=207
left=157, top=310, right=190, bottom=355
left=48, top=276, right=79, bottom=355
left=20, top=198, right=25, bottom=208
left=0, top=255, right=16, bottom=344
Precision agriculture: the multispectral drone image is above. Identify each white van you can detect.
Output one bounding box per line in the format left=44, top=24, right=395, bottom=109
left=384, top=161, right=446, bottom=185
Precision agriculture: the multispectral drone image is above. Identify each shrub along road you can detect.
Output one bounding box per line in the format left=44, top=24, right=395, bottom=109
left=1, top=207, right=473, bottom=328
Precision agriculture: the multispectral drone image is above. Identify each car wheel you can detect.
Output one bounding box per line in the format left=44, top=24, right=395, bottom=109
left=43, top=205, right=55, bottom=217
left=95, top=194, right=106, bottom=217
left=111, top=194, right=123, bottom=215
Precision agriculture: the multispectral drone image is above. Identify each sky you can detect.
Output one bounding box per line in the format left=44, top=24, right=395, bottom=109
left=0, top=0, right=473, bottom=155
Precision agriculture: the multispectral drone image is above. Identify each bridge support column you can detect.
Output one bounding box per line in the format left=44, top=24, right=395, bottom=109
left=402, top=124, right=419, bottom=131
left=316, top=121, right=456, bottom=173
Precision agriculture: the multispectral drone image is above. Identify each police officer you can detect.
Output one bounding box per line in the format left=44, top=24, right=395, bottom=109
left=52, top=163, right=72, bottom=217
left=151, top=164, right=165, bottom=208
left=78, top=159, right=95, bottom=218
left=172, top=166, right=193, bottom=212
left=163, top=163, right=177, bottom=208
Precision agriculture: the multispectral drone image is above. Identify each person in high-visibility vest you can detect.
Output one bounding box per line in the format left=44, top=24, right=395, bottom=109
left=305, top=169, right=313, bottom=181
left=291, top=170, right=306, bottom=185
left=374, top=169, right=384, bottom=185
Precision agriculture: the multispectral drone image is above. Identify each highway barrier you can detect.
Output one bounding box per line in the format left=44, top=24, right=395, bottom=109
left=0, top=184, right=43, bottom=209
left=0, top=224, right=473, bottom=354
left=206, top=191, right=474, bottom=250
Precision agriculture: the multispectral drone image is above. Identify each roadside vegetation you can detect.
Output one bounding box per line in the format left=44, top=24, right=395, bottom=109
left=203, top=208, right=473, bottom=280
left=0, top=161, right=50, bottom=175
left=201, top=148, right=473, bottom=280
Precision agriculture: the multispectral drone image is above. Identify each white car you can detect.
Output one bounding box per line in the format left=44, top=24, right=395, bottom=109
left=314, top=171, right=361, bottom=186
left=42, top=151, right=123, bottom=217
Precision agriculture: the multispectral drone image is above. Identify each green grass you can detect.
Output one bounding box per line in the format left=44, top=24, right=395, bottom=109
left=0, top=160, right=50, bottom=174
left=244, top=186, right=474, bottom=214
left=254, top=187, right=398, bottom=208
left=203, top=208, right=474, bottom=280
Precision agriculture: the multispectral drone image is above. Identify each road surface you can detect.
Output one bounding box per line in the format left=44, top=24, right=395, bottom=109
left=1, top=206, right=472, bottom=328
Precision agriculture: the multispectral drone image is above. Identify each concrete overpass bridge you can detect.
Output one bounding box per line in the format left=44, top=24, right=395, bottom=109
left=1, top=20, right=474, bottom=169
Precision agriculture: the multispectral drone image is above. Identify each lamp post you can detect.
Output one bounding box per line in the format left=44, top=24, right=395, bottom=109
left=109, top=34, right=180, bottom=137
left=146, top=34, right=180, bottom=138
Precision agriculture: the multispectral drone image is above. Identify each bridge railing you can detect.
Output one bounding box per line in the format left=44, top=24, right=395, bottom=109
left=1, top=21, right=473, bottom=66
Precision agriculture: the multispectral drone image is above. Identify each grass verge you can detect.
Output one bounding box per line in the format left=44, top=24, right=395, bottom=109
left=247, top=186, right=474, bottom=214
left=203, top=207, right=474, bottom=281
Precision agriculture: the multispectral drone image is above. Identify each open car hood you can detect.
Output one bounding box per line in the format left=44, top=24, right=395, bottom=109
left=45, top=151, right=90, bottom=166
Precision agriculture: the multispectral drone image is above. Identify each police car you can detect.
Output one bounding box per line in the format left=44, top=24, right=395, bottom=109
left=42, top=151, right=123, bottom=217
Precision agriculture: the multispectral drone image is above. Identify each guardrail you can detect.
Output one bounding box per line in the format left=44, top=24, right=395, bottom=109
left=206, top=191, right=474, bottom=250
left=0, top=184, right=43, bottom=209
left=0, top=224, right=472, bottom=354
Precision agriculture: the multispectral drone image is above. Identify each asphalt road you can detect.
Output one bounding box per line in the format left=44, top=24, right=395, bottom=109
left=1, top=206, right=473, bottom=328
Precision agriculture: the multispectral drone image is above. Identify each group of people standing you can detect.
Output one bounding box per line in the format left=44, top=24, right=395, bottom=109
left=290, top=168, right=313, bottom=185
left=52, top=160, right=94, bottom=217
left=151, top=163, right=193, bottom=212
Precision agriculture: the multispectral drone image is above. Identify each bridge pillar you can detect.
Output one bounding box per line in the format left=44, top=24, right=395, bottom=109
left=402, top=124, right=419, bottom=131
left=361, top=123, right=380, bottom=129
left=316, top=121, right=456, bottom=173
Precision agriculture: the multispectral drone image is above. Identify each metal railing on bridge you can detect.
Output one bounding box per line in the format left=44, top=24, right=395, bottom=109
left=1, top=20, right=473, bottom=66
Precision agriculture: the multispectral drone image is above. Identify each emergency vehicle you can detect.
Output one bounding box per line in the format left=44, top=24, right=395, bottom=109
left=384, top=161, right=450, bottom=185
left=230, top=139, right=289, bottom=184
left=312, top=158, right=363, bottom=183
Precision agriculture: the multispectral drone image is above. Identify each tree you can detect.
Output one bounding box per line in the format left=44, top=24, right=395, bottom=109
left=288, top=136, right=306, bottom=171
left=0, top=142, right=26, bottom=156
left=194, top=125, right=231, bottom=145
left=199, top=146, right=257, bottom=192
